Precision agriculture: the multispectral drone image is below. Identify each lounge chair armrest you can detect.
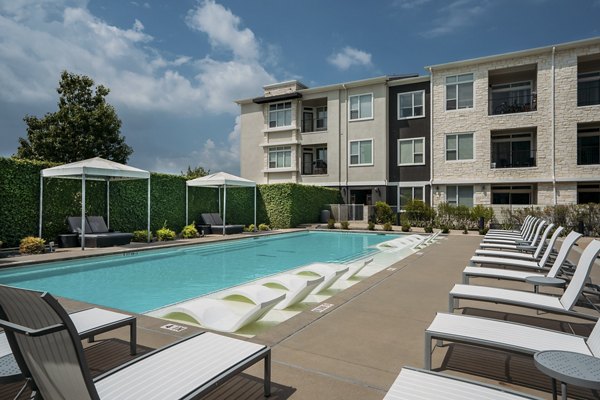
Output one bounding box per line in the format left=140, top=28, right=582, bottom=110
left=0, top=318, right=65, bottom=337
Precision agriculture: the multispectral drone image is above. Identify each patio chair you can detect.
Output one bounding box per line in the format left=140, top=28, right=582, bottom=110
left=257, top=273, right=324, bottom=309
left=162, top=284, right=285, bottom=333
left=474, top=224, right=556, bottom=259
left=462, top=228, right=573, bottom=285
left=0, top=284, right=271, bottom=399
left=479, top=222, right=551, bottom=252
left=384, top=366, right=543, bottom=400
left=485, top=215, right=534, bottom=236
left=466, top=230, right=579, bottom=275
left=425, top=312, right=600, bottom=370
left=481, top=219, right=546, bottom=246
left=200, top=213, right=244, bottom=235
left=67, top=216, right=133, bottom=247
left=449, top=239, right=600, bottom=321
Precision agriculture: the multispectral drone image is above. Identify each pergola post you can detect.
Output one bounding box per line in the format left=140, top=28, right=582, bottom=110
left=254, top=186, right=257, bottom=231
left=106, top=179, right=110, bottom=230
left=38, top=175, right=44, bottom=238
left=147, top=178, right=151, bottom=243
left=185, top=184, right=189, bottom=225
left=81, top=174, right=86, bottom=250
left=218, top=186, right=221, bottom=216
left=222, top=183, right=227, bottom=235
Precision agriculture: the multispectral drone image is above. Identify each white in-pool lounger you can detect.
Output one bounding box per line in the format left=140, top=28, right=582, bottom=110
left=376, top=234, right=428, bottom=251
left=450, top=239, right=600, bottom=321
left=384, top=366, right=543, bottom=400
left=257, top=273, right=324, bottom=309
left=294, top=262, right=350, bottom=293
left=162, top=284, right=285, bottom=333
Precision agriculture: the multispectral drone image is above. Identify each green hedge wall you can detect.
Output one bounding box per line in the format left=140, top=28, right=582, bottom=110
left=0, top=157, right=341, bottom=247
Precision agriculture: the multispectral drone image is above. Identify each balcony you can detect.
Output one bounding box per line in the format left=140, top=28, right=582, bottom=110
left=301, top=98, right=327, bottom=133
left=301, top=145, right=327, bottom=175
left=488, top=64, right=537, bottom=116
left=491, top=149, right=536, bottom=169
left=301, top=116, right=328, bottom=133
left=491, top=130, right=536, bottom=169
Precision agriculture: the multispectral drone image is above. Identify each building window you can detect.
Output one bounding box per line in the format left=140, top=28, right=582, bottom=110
left=446, top=73, right=474, bottom=110
left=446, top=186, right=474, bottom=207
left=491, top=185, right=533, bottom=205
left=398, top=138, right=425, bottom=165
left=578, top=71, right=600, bottom=107
left=399, top=186, right=424, bottom=208
left=349, top=139, right=373, bottom=166
left=578, top=183, right=600, bottom=204
left=302, top=146, right=327, bottom=175
left=490, top=81, right=535, bottom=114
left=349, top=94, right=373, bottom=120
left=446, top=133, right=474, bottom=161
left=398, top=90, right=425, bottom=119
left=577, top=126, right=600, bottom=165
left=268, top=146, right=291, bottom=168
left=491, top=131, right=536, bottom=168
left=269, top=102, right=292, bottom=128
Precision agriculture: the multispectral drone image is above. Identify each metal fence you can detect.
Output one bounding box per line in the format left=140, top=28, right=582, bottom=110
left=327, top=204, right=365, bottom=222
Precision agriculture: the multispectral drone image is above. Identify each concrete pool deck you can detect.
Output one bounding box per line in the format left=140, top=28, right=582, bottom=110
left=1, top=231, right=599, bottom=399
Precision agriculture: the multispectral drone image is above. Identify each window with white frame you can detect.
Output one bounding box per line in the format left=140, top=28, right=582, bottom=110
left=446, top=185, right=474, bottom=207
left=349, top=139, right=373, bottom=166
left=398, top=138, right=425, bottom=165
left=446, top=133, right=474, bottom=161
left=446, top=73, right=474, bottom=110
left=268, top=146, right=292, bottom=168
left=269, top=102, right=292, bottom=128
left=398, top=90, right=425, bottom=119
left=349, top=94, right=373, bottom=120
left=399, top=186, right=424, bottom=208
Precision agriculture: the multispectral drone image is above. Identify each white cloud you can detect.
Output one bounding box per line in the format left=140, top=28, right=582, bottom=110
left=421, top=0, right=488, bottom=38
left=392, top=0, right=432, bottom=9
left=185, top=0, right=258, bottom=60
left=327, top=46, right=372, bottom=70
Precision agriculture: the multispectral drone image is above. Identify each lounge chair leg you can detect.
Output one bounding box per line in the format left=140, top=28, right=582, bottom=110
left=462, top=273, right=469, bottom=284
left=264, top=349, right=271, bottom=397
left=88, top=335, right=95, bottom=343
left=130, top=319, right=137, bottom=355
left=424, top=333, right=432, bottom=370
left=448, top=294, right=457, bottom=313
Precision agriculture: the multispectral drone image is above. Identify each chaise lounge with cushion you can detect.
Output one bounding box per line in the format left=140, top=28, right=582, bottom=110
left=200, top=213, right=244, bottom=235
left=68, top=216, right=133, bottom=247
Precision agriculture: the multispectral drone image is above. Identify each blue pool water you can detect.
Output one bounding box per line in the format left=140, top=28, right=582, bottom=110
left=0, top=231, right=394, bottom=313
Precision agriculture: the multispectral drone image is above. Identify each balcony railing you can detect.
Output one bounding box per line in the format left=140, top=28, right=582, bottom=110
left=490, top=92, right=537, bottom=115
left=302, top=160, right=327, bottom=175
left=578, top=145, right=600, bottom=165
left=491, top=149, right=537, bottom=168
left=578, top=83, right=600, bottom=106
left=301, top=117, right=327, bottom=133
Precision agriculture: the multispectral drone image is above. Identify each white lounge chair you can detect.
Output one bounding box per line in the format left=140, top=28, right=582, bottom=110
left=485, top=215, right=534, bottom=236
left=0, top=284, right=272, bottom=399
left=462, top=228, right=575, bottom=285
left=257, top=273, right=324, bottom=309
left=483, top=217, right=541, bottom=243
left=294, top=262, right=350, bottom=293
left=162, top=284, right=285, bottom=332
left=467, top=230, right=579, bottom=274
left=479, top=223, right=552, bottom=253
left=384, top=366, right=543, bottom=400
left=482, top=220, right=546, bottom=246
left=424, top=312, right=600, bottom=370
left=475, top=223, right=556, bottom=259
left=450, top=239, right=600, bottom=321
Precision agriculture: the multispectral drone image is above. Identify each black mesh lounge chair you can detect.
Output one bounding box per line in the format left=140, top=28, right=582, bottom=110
left=0, top=284, right=272, bottom=399
left=67, top=216, right=133, bottom=247
left=200, top=213, right=244, bottom=235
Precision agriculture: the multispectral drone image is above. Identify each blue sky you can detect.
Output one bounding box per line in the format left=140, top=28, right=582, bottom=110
left=1, top=0, right=599, bottom=175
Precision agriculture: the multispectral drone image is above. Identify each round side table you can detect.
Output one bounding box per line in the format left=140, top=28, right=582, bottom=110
left=534, top=350, right=600, bottom=400
left=525, top=276, right=566, bottom=294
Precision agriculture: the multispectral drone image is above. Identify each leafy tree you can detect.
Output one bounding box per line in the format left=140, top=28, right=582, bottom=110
left=181, top=165, right=210, bottom=179
left=16, top=71, right=133, bottom=163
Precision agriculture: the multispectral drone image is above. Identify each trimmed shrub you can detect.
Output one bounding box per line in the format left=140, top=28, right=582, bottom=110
left=441, top=225, right=450, bottom=234
left=244, top=224, right=256, bottom=232
left=383, top=222, right=393, bottom=231
left=400, top=216, right=411, bottom=232
left=404, top=200, right=435, bottom=227
left=132, top=230, right=151, bottom=242
left=180, top=223, right=199, bottom=239
left=156, top=222, right=176, bottom=241
left=327, top=218, right=336, bottom=229
left=19, top=236, right=45, bottom=254
left=258, top=223, right=270, bottom=231
left=340, top=221, right=349, bottom=230
left=367, top=221, right=375, bottom=231
left=374, top=201, right=394, bottom=224
left=424, top=225, right=433, bottom=233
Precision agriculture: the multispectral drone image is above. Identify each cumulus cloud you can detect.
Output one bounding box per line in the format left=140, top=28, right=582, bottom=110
left=327, top=46, right=372, bottom=70
left=392, top=0, right=432, bottom=9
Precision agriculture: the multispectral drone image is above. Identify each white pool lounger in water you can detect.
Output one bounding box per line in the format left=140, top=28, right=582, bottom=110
left=294, top=263, right=350, bottom=293
left=162, top=284, right=285, bottom=333
left=257, top=273, right=324, bottom=309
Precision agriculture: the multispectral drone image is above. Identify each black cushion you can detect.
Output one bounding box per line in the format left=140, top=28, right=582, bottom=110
left=87, top=216, right=109, bottom=233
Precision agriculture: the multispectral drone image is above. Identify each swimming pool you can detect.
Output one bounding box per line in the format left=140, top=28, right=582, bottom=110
left=0, top=231, right=395, bottom=313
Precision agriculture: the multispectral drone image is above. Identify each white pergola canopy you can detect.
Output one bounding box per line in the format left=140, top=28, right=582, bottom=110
left=39, top=157, right=151, bottom=249
left=185, top=172, right=257, bottom=235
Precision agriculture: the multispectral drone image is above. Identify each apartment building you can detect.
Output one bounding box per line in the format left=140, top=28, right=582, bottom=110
left=236, top=76, right=398, bottom=205
left=237, top=37, right=600, bottom=209
left=427, top=37, right=600, bottom=208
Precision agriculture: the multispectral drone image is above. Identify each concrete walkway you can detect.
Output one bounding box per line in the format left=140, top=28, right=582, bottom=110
left=2, top=232, right=600, bottom=399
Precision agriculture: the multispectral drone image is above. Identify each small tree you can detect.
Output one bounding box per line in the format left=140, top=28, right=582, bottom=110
left=181, top=165, right=210, bottom=179
left=374, top=201, right=394, bottom=224
left=17, top=71, right=132, bottom=163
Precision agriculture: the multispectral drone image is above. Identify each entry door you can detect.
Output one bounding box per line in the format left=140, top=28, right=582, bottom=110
left=303, top=152, right=313, bottom=175
left=302, top=110, right=314, bottom=132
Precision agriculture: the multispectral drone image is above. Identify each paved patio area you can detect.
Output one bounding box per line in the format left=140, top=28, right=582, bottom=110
left=1, top=231, right=599, bottom=399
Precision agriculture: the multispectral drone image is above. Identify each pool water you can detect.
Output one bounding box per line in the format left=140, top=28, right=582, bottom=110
left=0, top=231, right=394, bottom=313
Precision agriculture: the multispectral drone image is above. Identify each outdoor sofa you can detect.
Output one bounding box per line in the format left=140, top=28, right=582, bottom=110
left=68, top=216, right=133, bottom=247
left=200, top=213, right=244, bottom=235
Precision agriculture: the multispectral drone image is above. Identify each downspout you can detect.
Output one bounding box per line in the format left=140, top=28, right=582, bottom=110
left=428, top=67, right=434, bottom=207
left=551, top=46, right=557, bottom=205
left=342, top=83, right=349, bottom=203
